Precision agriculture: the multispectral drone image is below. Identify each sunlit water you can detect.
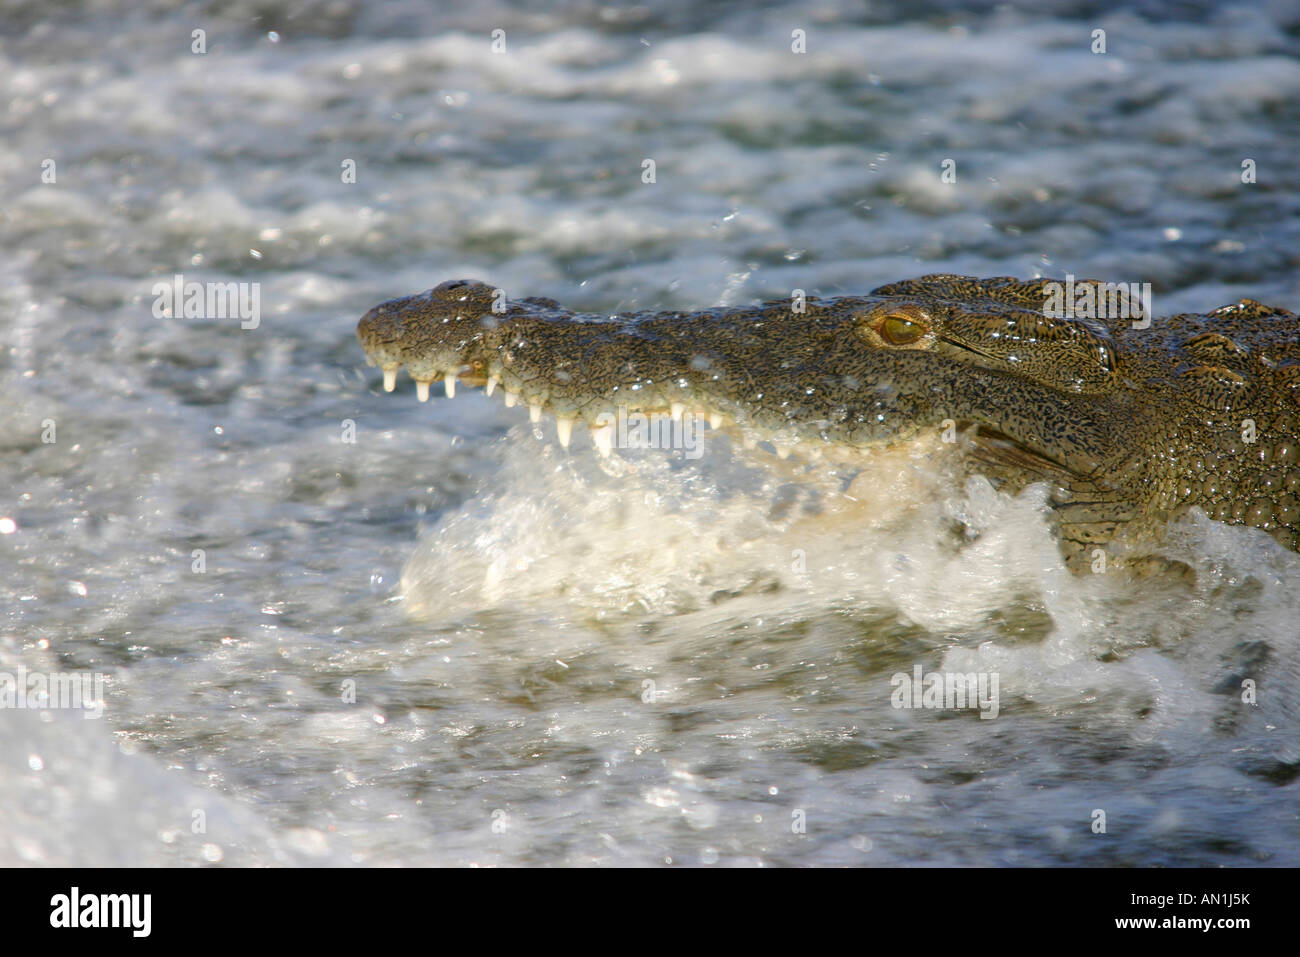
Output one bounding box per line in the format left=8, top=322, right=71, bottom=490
left=1, top=0, right=1298, bottom=866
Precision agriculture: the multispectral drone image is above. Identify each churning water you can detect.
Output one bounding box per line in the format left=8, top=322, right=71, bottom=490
left=2, top=0, right=1298, bottom=866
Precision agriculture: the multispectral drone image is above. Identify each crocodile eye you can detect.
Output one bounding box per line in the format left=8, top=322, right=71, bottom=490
left=880, top=314, right=926, bottom=345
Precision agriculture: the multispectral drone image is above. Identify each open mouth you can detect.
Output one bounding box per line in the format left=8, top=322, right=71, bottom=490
left=361, top=357, right=983, bottom=494
left=367, top=360, right=821, bottom=459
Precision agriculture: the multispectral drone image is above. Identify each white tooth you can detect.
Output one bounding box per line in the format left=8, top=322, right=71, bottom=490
left=556, top=417, right=574, bottom=448
left=415, top=379, right=431, bottom=402
left=775, top=443, right=792, bottom=460
left=382, top=367, right=398, bottom=392
left=486, top=376, right=499, bottom=397
left=529, top=402, right=542, bottom=424
left=708, top=413, right=723, bottom=430
left=742, top=434, right=757, bottom=450
left=504, top=391, right=518, bottom=408
left=591, top=423, right=614, bottom=458
left=444, top=373, right=456, bottom=398
left=671, top=402, right=685, bottom=420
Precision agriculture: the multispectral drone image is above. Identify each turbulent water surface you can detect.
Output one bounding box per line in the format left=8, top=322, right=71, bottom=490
left=2, top=0, right=1299, bottom=866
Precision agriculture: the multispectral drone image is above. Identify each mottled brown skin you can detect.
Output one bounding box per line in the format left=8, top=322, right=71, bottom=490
left=357, top=275, right=1300, bottom=571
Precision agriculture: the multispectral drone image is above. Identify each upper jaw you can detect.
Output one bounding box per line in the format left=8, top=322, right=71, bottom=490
left=355, top=284, right=959, bottom=461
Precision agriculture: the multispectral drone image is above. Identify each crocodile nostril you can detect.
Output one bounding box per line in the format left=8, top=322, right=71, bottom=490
left=433, top=279, right=477, bottom=298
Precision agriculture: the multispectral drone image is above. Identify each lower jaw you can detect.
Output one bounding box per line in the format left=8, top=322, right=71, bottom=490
left=371, top=364, right=958, bottom=470
left=375, top=365, right=750, bottom=459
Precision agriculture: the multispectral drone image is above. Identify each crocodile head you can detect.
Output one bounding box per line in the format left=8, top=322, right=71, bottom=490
left=357, top=275, right=1300, bottom=569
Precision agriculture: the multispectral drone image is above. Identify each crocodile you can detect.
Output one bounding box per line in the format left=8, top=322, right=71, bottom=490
left=356, top=275, right=1300, bottom=572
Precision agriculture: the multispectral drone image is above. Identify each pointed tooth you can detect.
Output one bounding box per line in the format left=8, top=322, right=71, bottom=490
left=504, top=391, right=518, bottom=408
left=671, top=402, right=685, bottom=420
left=415, top=379, right=432, bottom=402
left=742, top=434, right=757, bottom=450
left=529, top=402, right=542, bottom=424
left=556, top=417, right=574, bottom=449
left=444, top=373, right=457, bottom=399
left=708, top=413, right=723, bottom=430
left=775, top=443, right=792, bottom=460
left=591, top=423, right=614, bottom=459
left=382, top=367, right=398, bottom=392
left=486, top=376, right=499, bottom=397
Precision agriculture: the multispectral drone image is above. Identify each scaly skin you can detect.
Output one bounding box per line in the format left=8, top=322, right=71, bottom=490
left=357, top=275, right=1300, bottom=570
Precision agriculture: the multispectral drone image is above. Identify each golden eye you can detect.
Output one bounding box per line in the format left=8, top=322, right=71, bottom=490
left=880, top=314, right=926, bottom=345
